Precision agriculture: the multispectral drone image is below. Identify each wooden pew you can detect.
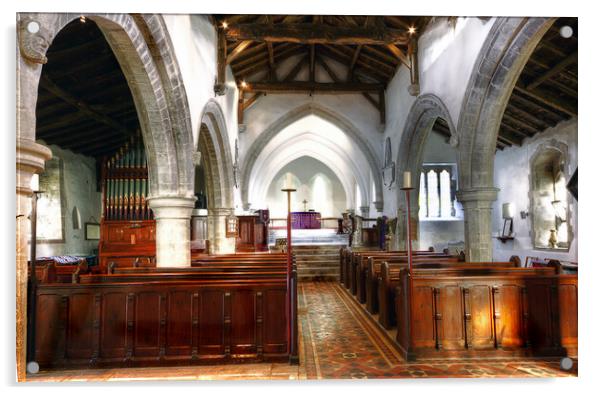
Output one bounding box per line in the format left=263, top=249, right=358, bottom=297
left=346, top=249, right=436, bottom=293
left=377, top=259, right=519, bottom=329
left=33, top=259, right=298, bottom=368
left=394, top=267, right=577, bottom=360
left=364, top=255, right=458, bottom=314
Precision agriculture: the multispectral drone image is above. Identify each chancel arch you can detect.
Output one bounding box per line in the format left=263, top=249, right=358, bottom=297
left=241, top=102, right=383, bottom=213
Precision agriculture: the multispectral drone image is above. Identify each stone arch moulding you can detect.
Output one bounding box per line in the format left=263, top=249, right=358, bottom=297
left=198, top=99, right=235, bottom=209
left=17, top=12, right=195, bottom=198
left=393, top=93, right=458, bottom=249
left=456, top=17, right=555, bottom=191
left=454, top=16, right=555, bottom=261
left=396, top=93, right=458, bottom=203
left=240, top=102, right=384, bottom=211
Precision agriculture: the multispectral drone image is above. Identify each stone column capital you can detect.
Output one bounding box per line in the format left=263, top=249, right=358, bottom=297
left=373, top=201, right=384, bottom=212
left=207, top=207, right=235, bottom=217
left=456, top=187, right=499, bottom=204
left=16, top=137, right=52, bottom=197
left=147, top=196, right=196, bottom=219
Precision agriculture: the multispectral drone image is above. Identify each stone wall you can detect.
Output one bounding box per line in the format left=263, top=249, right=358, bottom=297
left=492, top=119, right=578, bottom=263
left=34, top=144, right=101, bottom=258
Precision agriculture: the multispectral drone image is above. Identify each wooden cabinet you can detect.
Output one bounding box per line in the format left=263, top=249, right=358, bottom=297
left=236, top=215, right=268, bottom=252
left=98, top=220, right=156, bottom=271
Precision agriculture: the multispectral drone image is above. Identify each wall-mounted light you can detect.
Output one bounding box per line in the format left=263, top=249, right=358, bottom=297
left=408, top=26, right=416, bottom=35
left=240, top=80, right=248, bottom=89
left=221, top=21, right=228, bottom=29
left=502, top=203, right=515, bottom=220
left=520, top=210, right=529, bottom=219
left=80, top=15, right=86, bottom=23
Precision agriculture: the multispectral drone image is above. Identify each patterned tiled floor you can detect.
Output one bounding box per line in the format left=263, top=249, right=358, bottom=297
left=27, top=281, right=577, bottom=382
left=299, top=281, right=578, bottom=379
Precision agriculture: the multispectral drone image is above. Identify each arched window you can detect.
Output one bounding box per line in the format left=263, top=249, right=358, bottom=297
left=418, top=163, right=460, bottom=220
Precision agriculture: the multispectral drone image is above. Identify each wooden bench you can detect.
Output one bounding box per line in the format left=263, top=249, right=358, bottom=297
left=394, top=266, right=577, bottom=360
left=377, top=259, right=520, bottom=329
left=33, top=255, right=298, bottom=368
left=364, top=255, right=458, bottom=314
left=345, top=249, right=436, bottom=293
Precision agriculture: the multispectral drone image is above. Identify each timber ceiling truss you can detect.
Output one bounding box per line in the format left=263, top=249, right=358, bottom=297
left=213, top=15, right=430, bottom=124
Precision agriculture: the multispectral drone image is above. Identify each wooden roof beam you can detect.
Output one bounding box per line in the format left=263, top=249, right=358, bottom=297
left=226, top=40, right=253, bottom=64
left=514, top=84, right=577, bottom=117
left=39, top=75, right=131, bottom=136
left=242, top=81, right=384, bottom=94
left=224, top=23, right=410, bottom=45
left=527, top=51, right=578, bottom=90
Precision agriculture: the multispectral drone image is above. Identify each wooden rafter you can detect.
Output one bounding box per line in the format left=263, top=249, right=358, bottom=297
left=514, top=84, right=576, bottom=117
left=225, top=23, right=410, bottom=45
left=227, top=40, right=253, bottom=64
left=39, top=75, right=131, bottom=136
left=241, top=81, right=384, bottom=94
left=526, top=51, right=577, bottom=90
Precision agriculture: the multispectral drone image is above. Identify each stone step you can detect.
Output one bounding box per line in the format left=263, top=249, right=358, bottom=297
left=297, top=263, right=339, bottom=269
left=294, top=255, right=339, bottom=261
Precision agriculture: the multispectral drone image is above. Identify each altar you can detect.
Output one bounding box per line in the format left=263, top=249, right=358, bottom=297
left=291, top=211, right=321, bottom=229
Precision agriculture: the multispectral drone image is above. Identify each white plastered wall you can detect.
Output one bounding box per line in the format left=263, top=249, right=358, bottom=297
left=492, top=119, right=578, bottom=264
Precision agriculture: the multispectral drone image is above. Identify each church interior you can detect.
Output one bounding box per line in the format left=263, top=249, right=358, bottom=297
left=15, top=11, right=579, bottom=383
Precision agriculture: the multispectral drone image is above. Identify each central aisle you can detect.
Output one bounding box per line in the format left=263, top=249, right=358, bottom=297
left=299, top=282, right=577, bottom=379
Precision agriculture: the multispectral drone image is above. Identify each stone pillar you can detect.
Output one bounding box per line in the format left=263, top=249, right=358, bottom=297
left=147, top=196, right=196, bottom=267
left=456, top=187, right=498, bottom=262
left=16, top=138, right=52, bottom=381
left=207, top=207, right=236, bottom=254
left=396, top=204, right=420, bottom=250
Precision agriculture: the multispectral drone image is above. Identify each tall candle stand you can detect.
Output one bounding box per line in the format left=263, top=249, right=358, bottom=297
left=281, top=187, right=296, bottom=359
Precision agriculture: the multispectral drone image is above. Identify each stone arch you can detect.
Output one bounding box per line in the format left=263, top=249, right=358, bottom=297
left=198, top=99, right=235, bottom=209
left=17, top=12, right=194, bottom=198
left=394, top=94, right=458, bottom=248
left=455, top=17, right=555, bottom=261
left=241, top=102, right=384, bottom=211
left=396, top=94, right=458, bottom=202
left=16, top=12, right=195, bottom=379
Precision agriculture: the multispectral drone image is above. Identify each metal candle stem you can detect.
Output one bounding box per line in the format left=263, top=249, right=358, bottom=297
left=281, top=187, right=296, bottom=357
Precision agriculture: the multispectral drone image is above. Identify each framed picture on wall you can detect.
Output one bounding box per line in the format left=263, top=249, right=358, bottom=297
left=85, top=222, right=100, bottom=240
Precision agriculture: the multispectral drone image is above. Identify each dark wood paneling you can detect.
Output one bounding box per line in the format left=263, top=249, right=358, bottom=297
left=100, top=291, right=128, bottom=359
left=134, top=292, right=163, bottom=357
left=166, top=290, right=194, bottom=356
left=66, top=292, right=95, bottom=359
left=231, top=290, right=256, bottom=354
left=199, top=290, right=225, bottom=355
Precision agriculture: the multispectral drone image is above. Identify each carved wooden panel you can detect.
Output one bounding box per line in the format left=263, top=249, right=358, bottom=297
left=437, top=285, right=465, bottom=350
left=100, top=291, right=128, bottom=359
left=412, top=286, right=436, bottom=348
left=134, top=292, right=162, bottom=357
left=66, top=292, right=95, bottom=360
left=198, top=290, right=225, bottom=355
left=263, top=289, right=287, bottom=354
left=231, top=290, right=256, bottom=354
left=35, top=293, right=65, bottom=363
left=557, top=283, right=578, bottom=351
left=466, top=285, right=494, bottom=349
left=166, top=290, right=194, bottom=356
left=494, top=285, right=524, bottom=348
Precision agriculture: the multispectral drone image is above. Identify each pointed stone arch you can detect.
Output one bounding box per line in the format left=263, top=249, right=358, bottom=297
left=394, top=94, right=458, bottom=248
left=455, top=17, right=555, bottom=261
left=240, top=102, right=384, bottom=212
left=198, top=99, right=235, bottom=210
